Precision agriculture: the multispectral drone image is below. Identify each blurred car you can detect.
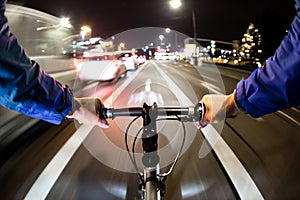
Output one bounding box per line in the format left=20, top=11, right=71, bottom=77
left=136, top=55, right=147, bottom=65
left=154, top=48, right=176, bottom=61
left=116, top=52, right=138, bottom=71
left=76, top=55, right=127, bottom=82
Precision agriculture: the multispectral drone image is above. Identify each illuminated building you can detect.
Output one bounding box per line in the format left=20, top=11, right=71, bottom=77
left=239, top=23, right=263, bottom=68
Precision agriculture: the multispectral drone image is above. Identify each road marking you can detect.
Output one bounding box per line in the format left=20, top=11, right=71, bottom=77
left=291, top=107, right=300, bottom=113
left=25, top=63, right=148, bottom=199
left=277, top=110, right=300, bottom=127
left=153, top=61, right=264, bottom=200
left=25, top=61, right=263, bottom=199
left=104, top=62, right=148, bottom=106
left=24, top=124, right=94, bottom=200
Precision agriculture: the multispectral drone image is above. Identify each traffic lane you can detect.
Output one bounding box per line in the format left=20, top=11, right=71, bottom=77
left=45, top=60, right=237, bottom=199
left=0, top=61, right=262, bottom=198
left=152, top=61, right=216, bottom=100
left=167, top=62, right=248, bottom=94
left=155, top=61, right=300, bottom=198
left=0, top=58, right=129, bottom=198
left=0, top=121, right=75, bottom=199
left=0, top=111, right=40, bottom=167
left=161, top=62, right=241, bottom=96
left=100, top=60, right=237, bottom=199
left=47, top=143, right=139, bottom=200
left=225, top=112, right=300, bottom=199
left=48, top=126, right=237, bottom=200
left=0, top=70, right=137, bottom=199
left=154, top=61, right=265, bottom=197
left=199, top=64, right=300, bottom=199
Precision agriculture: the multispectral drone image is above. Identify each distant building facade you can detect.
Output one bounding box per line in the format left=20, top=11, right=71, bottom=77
left=239, top=23, right=263, bottom=67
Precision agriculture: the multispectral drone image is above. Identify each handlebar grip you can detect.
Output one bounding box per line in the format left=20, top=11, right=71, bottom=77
left=104, top=107, right=144, bottom=119
left=100, top=102, right=206, bottom=121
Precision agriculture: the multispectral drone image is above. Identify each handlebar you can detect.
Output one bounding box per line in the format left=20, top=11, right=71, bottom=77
left=98, top=102, right=205, bottom=200
left=102, top=102, right=206, bottom=122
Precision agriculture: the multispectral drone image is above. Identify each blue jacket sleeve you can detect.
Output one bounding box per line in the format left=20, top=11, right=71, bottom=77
left=235, top=0, right=300, bottom=118
left=0, top=0, right=72, bottom=124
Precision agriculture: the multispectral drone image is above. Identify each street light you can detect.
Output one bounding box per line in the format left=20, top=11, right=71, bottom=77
left=80, top=25, right=92, bottom=41
left=169, top=0, right=182, bottom=9
left=169, top=0, right=197, bottom=41
left=60, top=17, right=72, bottom=29
left=159, top=34, right=164, bottom=45
left=170, top=1, right=198, bottom=64
left=36, top=17, right=72, bottom=31
left=165, top=28, right=171, bottom=34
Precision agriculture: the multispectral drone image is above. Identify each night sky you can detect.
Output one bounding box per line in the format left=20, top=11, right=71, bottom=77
left=8, top=0, right=296, bottom=54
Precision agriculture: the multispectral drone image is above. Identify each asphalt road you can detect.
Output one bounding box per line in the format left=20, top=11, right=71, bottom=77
left=0, top=60, right=299, bottom=200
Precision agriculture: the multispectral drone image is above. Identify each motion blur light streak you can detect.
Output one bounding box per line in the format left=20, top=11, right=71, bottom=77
left=90, top=85, right=116, bottom=101
left=20, top=0, right=295, bottom=45
left=181, top=182, right=209, bottom=198
left=100, top=180, right=127, bottom=199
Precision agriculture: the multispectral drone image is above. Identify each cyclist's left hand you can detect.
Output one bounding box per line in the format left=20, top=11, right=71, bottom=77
left=67, top=97, right=109, bottom=128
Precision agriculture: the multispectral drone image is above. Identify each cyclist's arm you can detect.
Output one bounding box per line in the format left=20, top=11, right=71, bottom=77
left=235, top=0, right=300, bottom=118
left=0, top=0, right=72, bottom=124
left=199, top=0, right=300, bottom=127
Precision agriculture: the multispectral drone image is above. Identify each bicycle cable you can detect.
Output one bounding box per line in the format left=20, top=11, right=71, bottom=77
left=124, top=116, right=144, bottom=182
left=124, top=115, right=187, bottom=183
left=156, top=116, right=186, bottom=178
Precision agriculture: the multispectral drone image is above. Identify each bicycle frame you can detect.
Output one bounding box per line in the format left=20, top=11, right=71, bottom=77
left=103, top=102, right=205, bottom=200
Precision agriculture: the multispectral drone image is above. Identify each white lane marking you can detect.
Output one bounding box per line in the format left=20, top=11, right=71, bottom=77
left=277, top=110, right=300, bottom=127
left=161, top=62, right=222, bottom=95
left=255, top=117, right=265, bottom=122
left=26, top=61, right=263, bottom=199
left=25, top=63, right=148, bottom=199
left=155, top=63, right=192, bottom=105
left=291, top=107, right=300, bottom=113
left=203, top=126, right=264, bottom=200
left=153, top=61, right=264, bottom=200
left=24, top=125, right=94, bottom=200
left=104, top=63, right=148, bottom=106
left=201, top=81, right=223, bottom=95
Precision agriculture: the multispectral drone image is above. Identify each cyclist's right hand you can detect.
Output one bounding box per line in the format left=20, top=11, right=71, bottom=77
left=67, top=97, right=109, bottom=128
left=197, top=91, right=240, bottom=128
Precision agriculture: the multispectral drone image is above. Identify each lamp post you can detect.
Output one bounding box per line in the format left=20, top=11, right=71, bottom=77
left=170, top=0, right=198, bottom=64
left=169, top=0, right=197, bottom=41
left=165, top=27, right=179, bottom=51
left=192, top=10, right=197, bottom=41
left=159, top=34, right=165, bottom=45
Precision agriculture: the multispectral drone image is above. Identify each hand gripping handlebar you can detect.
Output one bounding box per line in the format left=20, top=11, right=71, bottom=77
left=100, top=102, right=206, bottom=122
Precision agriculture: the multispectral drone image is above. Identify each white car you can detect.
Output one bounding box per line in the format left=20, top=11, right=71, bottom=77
left=136, top=55, right=147, bottom=65
left=117, top=53, right=137, bottom=71
left=76, top=56, right=127, bottom=82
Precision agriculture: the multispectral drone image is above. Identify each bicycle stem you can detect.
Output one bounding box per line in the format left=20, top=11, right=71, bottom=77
left=102, top=102, right=206, bottom=199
